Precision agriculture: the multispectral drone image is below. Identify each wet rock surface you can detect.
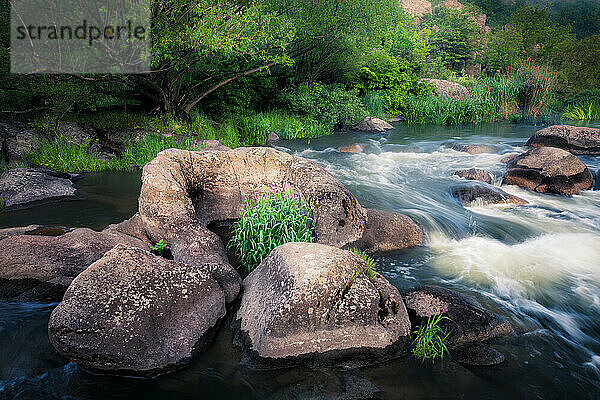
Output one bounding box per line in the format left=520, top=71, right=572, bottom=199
left=503, top=147, right=594, bottom=196
left=403, top=285, right=513, bottom=347
left=351, top=209, right=424, bottom=253
left=235, top=242, right=411, bottom=364
left=0, top=168, right=80, bottom=209
left=48, top=245, right=230, bottom=377
left=452, top=183, right=529, bottom=206
left=453, top=168, right=492, bottom=184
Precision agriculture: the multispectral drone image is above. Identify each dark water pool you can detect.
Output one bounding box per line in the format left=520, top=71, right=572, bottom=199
left=1, top=123, right=599, bottom=399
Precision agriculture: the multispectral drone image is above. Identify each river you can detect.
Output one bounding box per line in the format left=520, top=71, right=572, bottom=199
left=1, top=122, right=599, bottom=399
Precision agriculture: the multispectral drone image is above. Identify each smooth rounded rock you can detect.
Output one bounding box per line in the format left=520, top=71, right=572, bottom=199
left=452, top=183, right=528, bottom=206
left=48, top=245, right=230, bottom=377
left=503, top=147, right=593, bottom=196
left=235, top=242, right=411, bottom=363
left=403, top=286, right=513, bottom=347
left=353, top=117, right=393, bottom=133
left=0, top=168, right=79, bottom=209
left=526, top=125, right=600, bottom=155
left=453, top=168, right=493, bottom=184
left=350, top=209, right=424, bottom=253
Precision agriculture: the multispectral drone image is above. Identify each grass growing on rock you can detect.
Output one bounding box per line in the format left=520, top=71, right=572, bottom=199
left=411, top=311, right=451, bottom=364
left=228, top=191, right=314, bottom=272
left=350, top=248, right=377, bottom=280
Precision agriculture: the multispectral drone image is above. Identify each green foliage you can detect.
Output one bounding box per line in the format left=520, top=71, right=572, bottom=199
left=229, top=191, right=314, bottom=272
left=0, top=194, right=4, bottom=212
left=563, top=103, right=600, bottom=121
left=411, top=311, right=451, bottom=364
left=422, top=6, right=482, bottom=73
left=151, top=239, right=169, bottom=257
left=553, top=35, right=600, bottom=95
left=352, top=51, right=430, bottom=114
left=284, top=82, right=368, bottom=128
left=362, top=92, right=386, bottom=118
left=350, top=248, right=378, bottom=280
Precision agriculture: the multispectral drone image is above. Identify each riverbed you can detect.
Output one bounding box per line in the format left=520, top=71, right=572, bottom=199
left=1, top=123, right=599, bottom=399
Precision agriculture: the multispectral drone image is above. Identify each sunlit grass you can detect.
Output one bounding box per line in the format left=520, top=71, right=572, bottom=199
left=411, top=311, right=451, bottom=363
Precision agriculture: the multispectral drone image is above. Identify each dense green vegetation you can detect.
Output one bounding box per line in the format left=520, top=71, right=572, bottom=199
left=350, top=248, right=378, bottom=280
left=1, top=0, right=599, bottom=172
left=411, top=311, right=451, bottom=363
left=228, top=191, right=314, bottom=272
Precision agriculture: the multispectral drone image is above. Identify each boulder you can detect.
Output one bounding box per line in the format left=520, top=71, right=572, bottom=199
left=139, top=147, right=367, bottom=250
left=453, top=168, right=492, bottom=184
left=0, top=168, right=79, bottom=209
left=353, top=117, right=394, bottom=133
left=403, top=286, right=513, bottom=347
left=0, top=226, right=147, bottom=301
left=350, top=209, right=424, bottom=253
left=0, top=121, right=45, bottom=164
left=451, top=143, right=494, bottom=154
left=267, top=132, right=280, bottom=144
left=235, top=242, right=411, bottom=363
left=452, top=183, right=528, bottom=206
left=500, top=153, right=520, bottom=164
left=268, top=373, right=383, bottom=400
left=337, top=143, right=364, bottom=154
left=57, top=122, right=98, bottom=148
left=48, top=244, right=230, bottom=376
left=503, top=147, right=594, bottom=196
left=420, top=79, right=470, bottom=100
left=526, top=125, right=600, bottom=155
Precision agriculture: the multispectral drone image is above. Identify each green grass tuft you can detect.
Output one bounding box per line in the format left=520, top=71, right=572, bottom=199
left=411, top=311, right=451, bottom=363
left=350, top=248, right=378, bottom=280
left=0, top=195, right=4, bottom=212
left=228, top=190, right=314, bottom=272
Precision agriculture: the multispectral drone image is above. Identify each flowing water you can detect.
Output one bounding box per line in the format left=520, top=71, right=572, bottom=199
left=1, top=123, right=599, bottom=399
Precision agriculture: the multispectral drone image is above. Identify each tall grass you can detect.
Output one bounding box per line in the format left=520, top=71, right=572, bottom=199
left=563, top=102, right=600, bottom=120
left=228, top=191, right=314, bottom=272
left=363, top=92, right=385, bottom=118
left=404, top=60, right=558, bottom=125
left=228, top=111, right=330, bottom=142
left=411, top=311, right=451, bottom=363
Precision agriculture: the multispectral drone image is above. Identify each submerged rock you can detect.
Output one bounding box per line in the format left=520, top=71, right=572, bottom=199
left=453, top=168, right=492, bottom=184
left=0, top=168, right=80, bottom=209
left=452, top=183, right=528, bottom=206
left=451, top=143, right=494, bottom=155
left=48, top=245, right=230, bottom=377
left=337, top=143, right=364, bottom=154
left=526, top=125, right=600, bottom=155
left=267, top=373, right=383, bottom=400
left=235, top=242, right=411, bottom=365
left=503, top=147, right=593, bottom=196
left=453, top=343, right=505, bottom=366
left=351, top=209, right=424, bottom=253
left=403, top=286, right=513, bottom=347
left=353, top=117, right=394, bottom=133
left=0, top=226, right=147, bottom=301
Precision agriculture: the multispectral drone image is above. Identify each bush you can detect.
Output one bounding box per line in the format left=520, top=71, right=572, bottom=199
left=229, top=191, right=314, bottom=272
left=563, top=102, right=600, bottom=121
left=411, top=311, right=451, bottom=364
left=284, top=82, right=368, bottom=128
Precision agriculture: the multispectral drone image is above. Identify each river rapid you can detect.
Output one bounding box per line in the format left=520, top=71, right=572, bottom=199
left=1, top=122, right=599, bottom=399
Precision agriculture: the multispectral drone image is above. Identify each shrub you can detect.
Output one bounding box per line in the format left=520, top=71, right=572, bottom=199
left=411, top=311, right=451, bottom=364
left=284, top=82, right=368, bottom=128
left=229, top=191, right=314, bottom=272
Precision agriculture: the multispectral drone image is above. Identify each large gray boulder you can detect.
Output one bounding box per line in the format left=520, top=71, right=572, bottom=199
left=350, top=209, right=424, bottom=253
left=235, top=242, right=411, bottom=364
left=0, top=168, right=79, bottom=209
left=48, top=245, right=230, bottom=376
left=0, top=226, right=147, bottom=301
left=0, top=121, right=45, bottom=164
left=526, top=125, right=600, bottom=155
left=353, top=117, right=394, bottom=133
left=503, top=147, right=594, bottom=196
left=403, top=286, right=513, bottom=347
left=139, top=147, right=367, bottom=250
